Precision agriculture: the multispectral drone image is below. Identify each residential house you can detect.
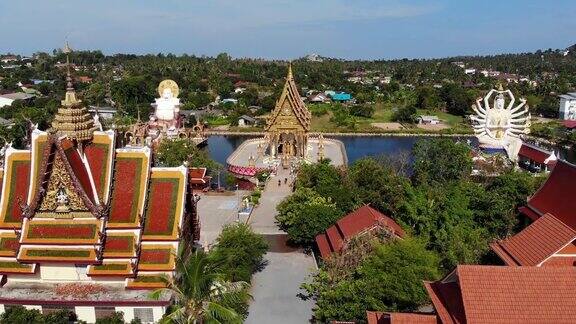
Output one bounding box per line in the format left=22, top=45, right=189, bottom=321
left=238, top=115, right=257, bottom=127
left=331, top=92, right=352, bottom=102
left=559, top=92, right=576, bottom=120
left=416, top=115, right=440, bottom=125
left=307, top=92, right=329, bottom=103
left=0, top=92, right=35, bottom=108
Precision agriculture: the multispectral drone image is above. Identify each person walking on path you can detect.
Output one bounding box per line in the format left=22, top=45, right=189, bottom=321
left=277, top=179, right=281, bottom=187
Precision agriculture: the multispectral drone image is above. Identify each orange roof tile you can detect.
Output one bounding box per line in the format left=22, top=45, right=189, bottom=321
left=427, top=265, right=576, bottom=323
left=490, top=213, right=576, bottom=266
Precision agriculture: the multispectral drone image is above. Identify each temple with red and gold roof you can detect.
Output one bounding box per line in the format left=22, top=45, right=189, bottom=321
left=0, top=45, right=196, bottom=323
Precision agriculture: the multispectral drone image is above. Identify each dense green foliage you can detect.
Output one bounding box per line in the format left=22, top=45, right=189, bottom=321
left=412, top=138, right=473, bottom=185
left=278, top=138, right=544, bottom=322
left=209, top=223, right=268, bottom=282
left=0, top=307, right=75, bottom=324
left=155, top=138, right=219, bottom=170
left=303, top=238, right=440, bottom=322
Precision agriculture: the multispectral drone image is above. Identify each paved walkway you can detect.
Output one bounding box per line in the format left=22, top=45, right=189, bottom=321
left=197, top=191, right=248, bottom=247
left=246, top=250, right=316, bottom=324
left=248, top=167, right=293, bottom=234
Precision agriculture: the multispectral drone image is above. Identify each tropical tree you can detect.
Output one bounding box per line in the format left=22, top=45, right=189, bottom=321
left=151, top=250, right=248, bottom=324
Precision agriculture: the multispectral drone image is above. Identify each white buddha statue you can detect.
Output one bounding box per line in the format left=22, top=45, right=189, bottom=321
left=154, top=80, right=181, bottom=122
left=471, top=85, right=531, bottom=161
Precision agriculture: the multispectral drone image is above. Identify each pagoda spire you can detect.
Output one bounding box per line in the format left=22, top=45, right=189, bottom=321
left=51, top=41, right=96, bottom=144
left=287, top=62, right=294, bottom=80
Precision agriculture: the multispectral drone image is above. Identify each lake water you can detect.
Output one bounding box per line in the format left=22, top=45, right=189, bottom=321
left=206, top=135, right=479, bottom=166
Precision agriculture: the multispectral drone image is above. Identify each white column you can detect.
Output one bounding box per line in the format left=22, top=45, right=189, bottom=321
left=0, top=304, right=5, bottom=315
left=75, top=306, right=96, bottom=323
left=115, top=307, right=135, bottom=322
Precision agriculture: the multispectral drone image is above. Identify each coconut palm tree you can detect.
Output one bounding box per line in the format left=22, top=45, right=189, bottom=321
left=150, top=249, right=248, bottom=324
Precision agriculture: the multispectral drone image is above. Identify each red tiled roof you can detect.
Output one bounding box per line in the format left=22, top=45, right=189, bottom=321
left=518, top=143, right=553, bottom=164
left=316, top=205, right=405, bottom=259
left=490, top=213, right=576, bottom=266
left=424, top=281, right=465, bottom=324
left=427, top=265, right=576, bottom=323
left=189, top=167, right=209, bottom=185
left=563, top=120, right=576, bottom=129
left=524, top=160, right=576, bottom=229
left=367, top=311, right=438, bottom=324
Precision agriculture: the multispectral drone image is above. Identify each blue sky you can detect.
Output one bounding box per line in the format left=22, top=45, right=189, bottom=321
left=0, top=0, right=574, bottom=59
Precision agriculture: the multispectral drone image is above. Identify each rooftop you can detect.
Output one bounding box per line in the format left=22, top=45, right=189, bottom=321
left=522, top=160, right=576, bottom=228
left=490, top=213, right=576, bottom=266
left=0, top=92, right=35, bottom=101
left=425, top=265, right=576, bottom=324
left=315, top=205, right=405, bottom=259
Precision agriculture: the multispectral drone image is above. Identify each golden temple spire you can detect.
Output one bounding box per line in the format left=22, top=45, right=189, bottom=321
left=287, top=62, right=294, bottom=80
left=51, top=41, right=97, bottom=143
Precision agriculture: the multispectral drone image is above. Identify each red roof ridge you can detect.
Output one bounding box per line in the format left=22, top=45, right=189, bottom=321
left=523, top=160, right=576, bottom=229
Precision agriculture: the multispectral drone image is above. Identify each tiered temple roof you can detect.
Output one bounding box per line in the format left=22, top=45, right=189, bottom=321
left=0, top=65, right=191, bottom=287
left=265, top=64, right=311, bottom=132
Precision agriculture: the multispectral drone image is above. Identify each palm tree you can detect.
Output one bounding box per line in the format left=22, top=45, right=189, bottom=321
left=150, top=249, right=248, bottom=324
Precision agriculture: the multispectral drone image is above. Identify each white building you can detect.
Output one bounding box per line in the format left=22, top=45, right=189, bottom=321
left=0, top=92, right=35, bottom=108
left=464, top=68, right=476, bottom=75
left=559, top=92, right=576, bottom=120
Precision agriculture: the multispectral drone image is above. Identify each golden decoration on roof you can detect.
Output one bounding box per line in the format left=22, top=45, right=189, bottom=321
left=51, top=42, right=97, bottom=142
left=157, top=79, right=179, bottom=98
left=265, top=64, right=311, bottom=158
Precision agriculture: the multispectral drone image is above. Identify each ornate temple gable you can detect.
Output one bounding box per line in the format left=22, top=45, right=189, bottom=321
left=107, top=147, right=151, bottom=229
left=0, top=147, right=31, bottom=229
left=85, top=131, right=115, bottom=204
left=28, top=137, right=103, bottom=218
left=266, top=65, right=311, bottom=133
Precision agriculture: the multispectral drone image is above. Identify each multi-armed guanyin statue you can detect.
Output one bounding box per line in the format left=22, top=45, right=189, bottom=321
left=471, top=85, right=531, bottom=161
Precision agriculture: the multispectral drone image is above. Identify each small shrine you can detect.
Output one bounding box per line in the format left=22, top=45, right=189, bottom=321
left=124, top=80, right=207, bottom=147
left=470, top=85, right=531, bottom=160
left=226, top=65, right=346, bottom=177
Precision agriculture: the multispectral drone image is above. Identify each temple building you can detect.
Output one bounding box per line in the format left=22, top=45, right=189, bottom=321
left=227, top=65, right=346, bottom=177
left=265, top=64, right=311, bottom=159
left=0, top=46, right=196, bottom=323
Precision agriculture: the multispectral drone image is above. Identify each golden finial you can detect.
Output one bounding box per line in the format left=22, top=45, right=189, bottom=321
left=63, top=41, right=74, bottom=92
left=497, top=83, right=504, bottom=91
left=287, top=62, right=293, bottom=80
